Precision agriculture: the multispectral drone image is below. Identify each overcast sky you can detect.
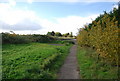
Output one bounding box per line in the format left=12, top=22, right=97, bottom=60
left=0, top=0, right=119, bottom=35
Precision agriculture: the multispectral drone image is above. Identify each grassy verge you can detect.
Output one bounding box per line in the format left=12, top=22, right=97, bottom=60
left=77, top=46, right=118, bottom=79
left=2, top=43, right=72, bottom=79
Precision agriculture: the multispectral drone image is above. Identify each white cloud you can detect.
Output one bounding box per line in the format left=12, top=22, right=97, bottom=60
left=0, top=3, right=38, bottom=25
left=27, top=0, right=33, bottom=4
left=0, top=19, right=42, bottom=31
left=112, top=4, right=118, bottom=9
left=9, top=0, right=16, bottom=6
left=0, top=2, right=99, bottom=35
left=0, top=3, right=42, bottom=31
left=79, top=0, right=119, bottom=2
left=48, top=15, right=98, bottom=35
left=0, top=0, right=119, bottom=2
left=34, top=15, right=99, bottom=35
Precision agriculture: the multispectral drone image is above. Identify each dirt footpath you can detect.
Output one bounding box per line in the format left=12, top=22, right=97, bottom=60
left=58, top=45, right=80, bottom=79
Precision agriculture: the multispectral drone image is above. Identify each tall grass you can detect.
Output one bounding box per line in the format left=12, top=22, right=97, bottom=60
left=2, top=43, right=71, bottom=79
left=77, top=46, right=118, bottom=79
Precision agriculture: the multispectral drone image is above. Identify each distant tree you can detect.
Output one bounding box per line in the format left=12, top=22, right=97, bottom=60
left=63, top=33, right=69, bottom=37
left=47, top=32, right=52, bottom=36
left=47, top=31, right=55, bottom=36
left=68, top=32, right=73, bottom=37
left=55, top=32, right=62, bottom=37
left=51, top=31, right=55, bottom=36
left=10, top=31, right=15, bottom=34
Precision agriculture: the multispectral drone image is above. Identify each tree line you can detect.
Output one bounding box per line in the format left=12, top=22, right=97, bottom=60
left=77, top=3, right=119, bottom=66
left=1, top=32, right=55, bottom=44
left=1, top=31, right=74, bottom=44
left=47, top=31, right=73, bottom=37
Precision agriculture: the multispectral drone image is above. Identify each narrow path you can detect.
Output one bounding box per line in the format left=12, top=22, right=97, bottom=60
left=58, top=44, right=79, bottom=79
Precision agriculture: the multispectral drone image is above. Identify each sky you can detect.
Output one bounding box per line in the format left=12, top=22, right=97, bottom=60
left=0, top=0, right=119, bottom=35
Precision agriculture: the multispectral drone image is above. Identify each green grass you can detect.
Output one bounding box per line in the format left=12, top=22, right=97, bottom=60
left=77, top=46, right=118, bottom=79
left=2, top=43, right=71, bottom=79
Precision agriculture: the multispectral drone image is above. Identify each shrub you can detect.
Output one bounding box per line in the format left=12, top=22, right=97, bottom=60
left=77, top=7, right=119, bottom=66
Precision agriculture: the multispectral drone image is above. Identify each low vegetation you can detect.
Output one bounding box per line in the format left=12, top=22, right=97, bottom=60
left=77, top=46, right=118, bottom=79
left=2, top=31, right=75, bottom=45
left=2, top=43, right=72, bottom=79
left=2, top=30, right=74, bottom=79
left=2, top=32, right=56, bottom=44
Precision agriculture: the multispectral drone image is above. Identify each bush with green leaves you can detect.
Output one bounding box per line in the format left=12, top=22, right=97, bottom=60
left=2, top=33, right=56, bottom=44
left=2, top=33, right=31, bottom=44
left=77, top=7, right=119, bottom=66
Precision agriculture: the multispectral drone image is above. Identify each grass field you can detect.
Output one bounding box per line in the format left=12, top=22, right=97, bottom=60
left=2, top=43, right=71, bottom=79
left=77, top=46, right=118, bottom=79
